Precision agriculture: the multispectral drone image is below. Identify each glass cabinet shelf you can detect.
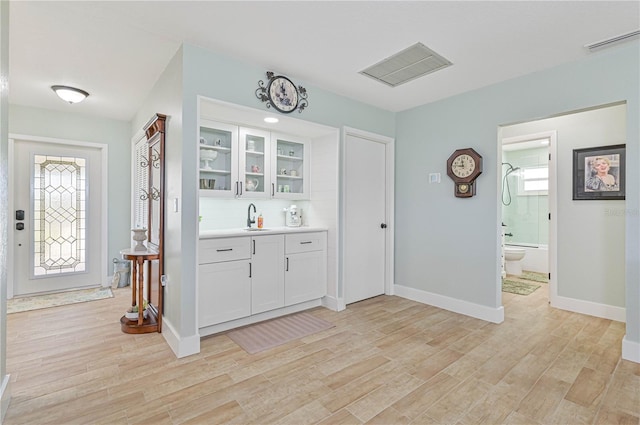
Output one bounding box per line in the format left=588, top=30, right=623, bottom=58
left=199, top=169, right=231, bottom=174
left=200, top=144, right=231, bottom=153
left=276, top=175, right=303, bottom=179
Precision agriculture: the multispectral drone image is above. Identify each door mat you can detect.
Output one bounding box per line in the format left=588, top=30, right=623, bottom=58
left=502, top=279, right=540, bottom=296
left=226, top=312, right=335, bottom=354
left=520, top=271, right=549, bottom=283
left=8, top=287, right=114, bottom=314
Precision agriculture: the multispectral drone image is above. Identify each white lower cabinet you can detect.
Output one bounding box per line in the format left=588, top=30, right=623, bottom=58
left=198, top=260, right=251, bottom=327
left=198, top=231, right=326, bottom=329
left=198, top=237, right=251, bottom=327
left=251, top=235, right=285, bottom=314
left=285, top=232, right=327, bottom=306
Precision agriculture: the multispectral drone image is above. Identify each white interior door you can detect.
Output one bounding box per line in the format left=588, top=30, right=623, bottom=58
left=12, top=138, right=103, bottom=296
left=344, top=133, right=388, bottom=304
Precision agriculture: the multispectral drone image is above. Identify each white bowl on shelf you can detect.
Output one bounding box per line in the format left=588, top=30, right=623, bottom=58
left=200, top=150, right=218, bottom=161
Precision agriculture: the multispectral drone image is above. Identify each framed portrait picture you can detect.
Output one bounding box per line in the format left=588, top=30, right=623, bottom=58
left=573, top=144, right=625, bottom=200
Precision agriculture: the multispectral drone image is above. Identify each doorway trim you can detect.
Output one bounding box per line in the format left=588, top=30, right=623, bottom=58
left=340, top=126, right=395, bottom=309
left=499, top=130, right=557, bottom=308
left=7, top=134, right=109, bottom=299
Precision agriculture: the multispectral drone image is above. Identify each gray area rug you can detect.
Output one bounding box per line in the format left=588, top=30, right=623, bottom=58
left=227, top=312, right=334, bottom=354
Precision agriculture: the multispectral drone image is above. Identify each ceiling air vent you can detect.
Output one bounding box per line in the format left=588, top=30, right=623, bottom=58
left=585, top=30, right=640, bottom=52
left=360, top=42, right=452, bottom=87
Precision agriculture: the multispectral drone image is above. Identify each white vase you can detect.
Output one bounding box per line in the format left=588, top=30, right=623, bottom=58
left=132, top=228, right=147, bottom=251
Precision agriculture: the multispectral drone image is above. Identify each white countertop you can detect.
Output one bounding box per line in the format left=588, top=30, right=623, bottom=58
left=199, top=226, right=327, bottom=239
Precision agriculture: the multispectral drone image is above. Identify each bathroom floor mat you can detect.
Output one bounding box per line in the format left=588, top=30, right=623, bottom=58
left=502, top=279, right=540, bottom=296
left=520, top=271, right=549, bottom=283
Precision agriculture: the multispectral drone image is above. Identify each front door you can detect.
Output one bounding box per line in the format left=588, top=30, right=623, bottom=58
left=344, top=132, right=389, bottom=304
left=11, top=138, right=104, bottom=296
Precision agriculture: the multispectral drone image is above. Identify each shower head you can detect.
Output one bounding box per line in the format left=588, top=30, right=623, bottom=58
left=502, top=162, right=520, bottom=175
left=506, top=166, right=520, bottom=176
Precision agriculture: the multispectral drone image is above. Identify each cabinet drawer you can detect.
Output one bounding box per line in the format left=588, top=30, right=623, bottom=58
left=199, top=237, right=251, bottom=264
left=285, top=232, right=326, bottom=254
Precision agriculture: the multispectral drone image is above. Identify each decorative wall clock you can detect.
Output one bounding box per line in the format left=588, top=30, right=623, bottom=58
left=256, top=71, right=308, bottom=114
left=446, top=148, right=483, bottom=198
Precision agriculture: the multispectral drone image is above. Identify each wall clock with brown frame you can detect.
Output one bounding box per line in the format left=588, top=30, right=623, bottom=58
left=446, top=148, right=483, bottom=198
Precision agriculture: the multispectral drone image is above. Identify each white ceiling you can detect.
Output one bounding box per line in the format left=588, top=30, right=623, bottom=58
left=8, top=1, right=640, bottom=122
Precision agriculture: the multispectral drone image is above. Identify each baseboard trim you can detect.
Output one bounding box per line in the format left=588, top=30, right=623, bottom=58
left=198, top=299, right=323, bottom=337
left=322, top=295, right=346, bottom=312
left=162, top=317, right=201, bottom=358
left=394, top=284, right=504, bottom=324
left=551, top=295, right=625, bottom=322
left=622, top=335, right=640, bottom=363
left=0, top=374, right=10, bottom=423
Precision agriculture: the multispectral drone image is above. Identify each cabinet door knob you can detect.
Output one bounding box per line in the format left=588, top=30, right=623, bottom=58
left=380, top=223, right=387, bottom=229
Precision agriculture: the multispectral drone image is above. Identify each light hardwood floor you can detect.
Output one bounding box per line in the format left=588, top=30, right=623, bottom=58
left=4, top=280, right=639, bottom=425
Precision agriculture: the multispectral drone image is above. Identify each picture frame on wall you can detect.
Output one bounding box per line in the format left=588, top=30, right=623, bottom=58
left=573, top=144, right=625, bottom=200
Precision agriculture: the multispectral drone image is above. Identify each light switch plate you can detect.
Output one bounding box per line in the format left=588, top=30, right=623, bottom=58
left=429, top=173, right=441, bottom=184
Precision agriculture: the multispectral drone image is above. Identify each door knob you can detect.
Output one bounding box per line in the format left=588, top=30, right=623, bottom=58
left=16, top=223, right=24, bottom=231
left=380, top=223, right=387, bottom=229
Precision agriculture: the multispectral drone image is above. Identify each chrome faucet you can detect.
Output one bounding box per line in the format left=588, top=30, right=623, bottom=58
left=247, top=203, right=257, bottom=228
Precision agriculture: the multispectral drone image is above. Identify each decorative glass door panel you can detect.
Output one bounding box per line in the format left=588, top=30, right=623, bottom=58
left=33, top=155, right=87, bottom=276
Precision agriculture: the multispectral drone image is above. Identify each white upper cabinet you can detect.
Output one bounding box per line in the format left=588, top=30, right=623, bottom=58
left=239, top=127, right=272, bottom=199
left=199, top=120, right=310, bottom=199
left=199, top=120, right=239, bottom=198
left=271, top=133, right=310, bottom=200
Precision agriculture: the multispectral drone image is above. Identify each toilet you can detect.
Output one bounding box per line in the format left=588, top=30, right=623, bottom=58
left=504, top=246, right=526, bottom=276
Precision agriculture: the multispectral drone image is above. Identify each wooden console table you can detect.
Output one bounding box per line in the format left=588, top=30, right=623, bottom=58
left=119, top=248, right=162, bottom=334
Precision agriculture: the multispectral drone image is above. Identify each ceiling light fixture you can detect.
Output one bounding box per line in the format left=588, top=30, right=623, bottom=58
left=51, top=85, right=89, bottom=104
left=264, top=117, right=279, bottom=123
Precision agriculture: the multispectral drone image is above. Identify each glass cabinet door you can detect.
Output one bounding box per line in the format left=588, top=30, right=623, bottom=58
left=199, top=121, right=238, bottom=198
left=272, top=135, right=309, bottom=199
left=239, top=127, right=271, bottom=199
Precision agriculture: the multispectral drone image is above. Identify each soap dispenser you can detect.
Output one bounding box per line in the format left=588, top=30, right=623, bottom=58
left=257, top=211, right=264, bottom=229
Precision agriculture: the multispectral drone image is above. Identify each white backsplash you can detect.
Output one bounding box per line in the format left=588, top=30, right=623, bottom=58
left=199, top=198, right=312, bottom=231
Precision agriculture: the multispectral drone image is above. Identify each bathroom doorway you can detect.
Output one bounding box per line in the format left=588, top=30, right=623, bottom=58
left=499, top=103, right=627, bottom=321
left=500, top=131, right=556, bottom=302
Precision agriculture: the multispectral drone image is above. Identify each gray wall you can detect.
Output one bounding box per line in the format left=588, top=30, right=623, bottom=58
left=502, top=104, right=626, bottom=308
left=132, top=47, right=186, bottom=343
left=9, top=105, right=132, bottom=268
left=395, top=42, right=639, bottom=346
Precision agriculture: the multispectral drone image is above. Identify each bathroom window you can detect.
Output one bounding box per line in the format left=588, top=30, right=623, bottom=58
left=518, top=166, right=548, bottom=195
